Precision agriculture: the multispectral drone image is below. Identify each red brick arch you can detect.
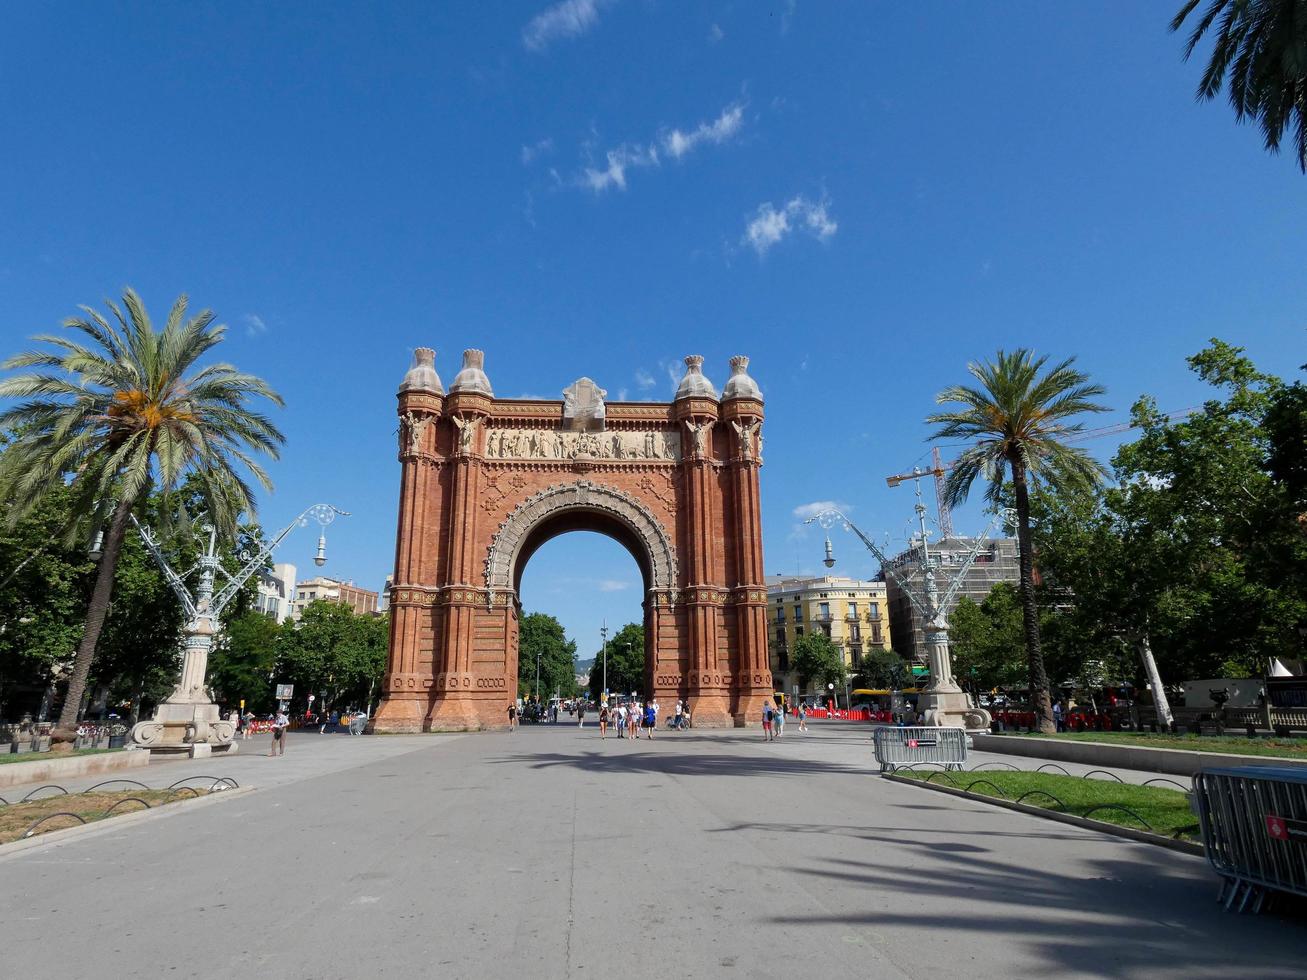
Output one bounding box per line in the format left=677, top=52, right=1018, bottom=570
left=371, top=349, right=771, bottom=731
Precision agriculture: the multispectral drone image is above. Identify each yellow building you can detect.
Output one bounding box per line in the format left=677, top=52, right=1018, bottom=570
left=766, top=574, right=891, bottom=700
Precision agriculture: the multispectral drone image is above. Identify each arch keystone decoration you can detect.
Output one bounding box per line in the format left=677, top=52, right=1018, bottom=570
left=372, top=348, right=774, bottom=732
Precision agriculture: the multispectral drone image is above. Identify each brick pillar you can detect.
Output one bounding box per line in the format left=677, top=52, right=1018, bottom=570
left=372, top=364, right=443, bottom=734
left=676, top=399, right=731, bottom=726
left=722, top=397, right=771, bottom=724
left=428, top=393, right=492, bottom=730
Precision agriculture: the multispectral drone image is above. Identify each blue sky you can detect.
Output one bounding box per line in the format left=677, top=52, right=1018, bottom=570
left=1, top=2, right=1302, bottom=660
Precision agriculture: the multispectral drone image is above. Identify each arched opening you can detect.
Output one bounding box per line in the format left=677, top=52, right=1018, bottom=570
left=516, top=528, right=648, bottom=710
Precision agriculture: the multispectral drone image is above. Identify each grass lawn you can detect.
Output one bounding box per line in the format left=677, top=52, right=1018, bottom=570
left=0, top=747, right=123, bottom=765
left=898, top=770, right=1201, bottom=841
left=997, top=731, right=1307, bottom=759
left=0, top=788, right=210, bottom=844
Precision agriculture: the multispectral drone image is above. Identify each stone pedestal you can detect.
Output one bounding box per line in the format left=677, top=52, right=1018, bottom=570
left=129, top=700, right=237, bottom=755
left=918, top=688, right=991, bottom=732
left=129, top=621, right=236, bottom=754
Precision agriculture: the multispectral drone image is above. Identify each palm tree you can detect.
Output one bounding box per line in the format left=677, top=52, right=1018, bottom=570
left=1171, top=0, right=1307, bottom=172
left=0, top=289, right=284, bottom=730
left=928, top=351, right=1108, bottom=734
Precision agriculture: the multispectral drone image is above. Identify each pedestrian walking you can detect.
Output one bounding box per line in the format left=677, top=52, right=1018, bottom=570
left=577, top=701, right=586, bottom=728
left=507, top=699, right=518, bottom=731
left=1053, top=699, right=1066, bottom=733
left=797, top=703, right=807, bottom=732
left=599, top=702, right=609, bottom=738
left=616, top=702, right=627, bottom=738
left=774, top=702, right=785, bottom=739
left=645, top=700, right=657, bottom=739
left=762, top=702, right=774, bottom=740
left=269, top=708, right=289, bottom=757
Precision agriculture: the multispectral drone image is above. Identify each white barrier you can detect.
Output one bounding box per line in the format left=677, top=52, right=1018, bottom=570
left=873, top=726, right=969, bottom=773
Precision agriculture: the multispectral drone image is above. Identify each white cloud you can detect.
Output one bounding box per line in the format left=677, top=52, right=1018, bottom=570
left=616, top=387, right=628, bottom=401
left=661, top=103, right=744, bottom=160
left=709, top=23, right=725, bottom=43
left=580, top=142, right=659, bottom=192
left=743, top=195, right=838, bottom=255
left=792, top=501, right=850, bottom=521
left=243, top=314, right=267, bottom=337
left=662, top=359, right=682, bottom=394
left=521, top=138, right=554, bottom=165
left=576, top=102, right=744, bottom=193
left=523, top=0, right=613, bottom=52
left=597, top=579, right=631, bottom=592
left=634, top=368, right=656, bottom=390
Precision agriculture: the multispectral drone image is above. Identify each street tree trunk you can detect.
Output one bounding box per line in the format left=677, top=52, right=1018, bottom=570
left=1010, top=459, right=1055, bottom=734
left=57, top=496, right=135, bottom=731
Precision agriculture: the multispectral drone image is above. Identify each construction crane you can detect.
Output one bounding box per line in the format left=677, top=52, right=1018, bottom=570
left=887, top=408, right=1198, bottom=537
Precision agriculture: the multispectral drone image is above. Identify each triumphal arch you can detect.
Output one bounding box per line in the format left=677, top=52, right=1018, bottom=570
left=370, top=348, right=772, bottom=731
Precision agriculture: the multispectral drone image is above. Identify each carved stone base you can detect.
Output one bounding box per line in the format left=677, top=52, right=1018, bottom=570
left=917, top=688, right=992, bottom=732
left=734, top=691, right=773, bottom=727
left=425, top=696, right=501, bottom=732
left=369, top=696, right=427, bottom=734
left=130, top=701, right=237, bottom=755
left=688, top=693, right=733, bottom=728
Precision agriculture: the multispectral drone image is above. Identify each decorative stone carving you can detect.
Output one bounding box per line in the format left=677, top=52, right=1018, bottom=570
left=484, top=481, right=678, bottom=593
left=563, top=377, right=607, bottom=431
left=485, top=427, right=680, bottom=462
left=684, top=418, right=714, bottom=460
left=729, top=418, right=762, bottom=461
left=452, top=415, right=483, bottom=456
left=637, top=474, right=676, bottom=516
left=399, top=411, right=431, bottom=453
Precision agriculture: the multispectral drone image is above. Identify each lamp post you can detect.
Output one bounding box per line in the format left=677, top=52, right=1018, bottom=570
left=806, top=479, right=1009, bottom=731
left=600, top=622, right=608, bottom=703
left=129, top=503, right=349, bottom=755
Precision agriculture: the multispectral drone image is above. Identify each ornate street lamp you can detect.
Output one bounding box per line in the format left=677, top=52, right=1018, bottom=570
left=806, top=474, right=1011, bottom=731
left=129, top=503, right=349, bottom=755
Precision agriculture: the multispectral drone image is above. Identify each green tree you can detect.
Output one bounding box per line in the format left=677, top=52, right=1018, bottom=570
left=0, top=289, right=284, bottom=729
left=854, top=649, right=911, bottom=690
left=209, top=610, right=281, bottom=712
left=518, top=612, right=578, bottom=700
left=929, top=350, right=1109, bottom=733
left=1108, top=341, right=1305, bottom=678
left=1172, top=0, right=1307, bottom=172
left=277, top=602, right=387, bottom=714
left=588, top=622, right=645, bottom=699
left=0, top=484, right=90, bottom=717
left=947, top=585, right=1029, bottom=692
left=790, top=632, right=846, bottom=692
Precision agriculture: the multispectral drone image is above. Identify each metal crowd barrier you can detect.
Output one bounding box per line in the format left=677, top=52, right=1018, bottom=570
left=1193, top=765, right=1307, bottom=913
left=873, top=726, right=968, bottom=773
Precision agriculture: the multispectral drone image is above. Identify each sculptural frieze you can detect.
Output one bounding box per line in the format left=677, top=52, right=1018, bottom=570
left=484, top=427, right=680, bottom=461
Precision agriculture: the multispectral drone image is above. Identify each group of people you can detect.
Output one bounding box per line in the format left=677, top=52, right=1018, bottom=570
left=592, top=699, right=680, bottom=739
left=762, top=700, right=810, bottom=740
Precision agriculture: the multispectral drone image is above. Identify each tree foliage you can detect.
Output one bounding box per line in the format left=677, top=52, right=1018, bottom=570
left=587, top=622, right=645, bottom=698
left=929, top=349, right=1109, bottom=733
left=948, top=585, right=1028, bottom=691
left=209, top=610, right=281, bottom=712
left=0, top=289, right=284, bottom=727
left=854, top=649, right=911, bottom=690
left=276, top=601, right=388, bottom=713
left=518, top=612, right=578, bottom=699
left=790, top=631, right=846, bottom=690
left=1034, top=341, right=1307, bottom=687
left=1172, top=0, right=1307, bottom=172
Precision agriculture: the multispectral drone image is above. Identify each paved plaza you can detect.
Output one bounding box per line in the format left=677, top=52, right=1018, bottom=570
left=2, top=723, right=1302, bottom=979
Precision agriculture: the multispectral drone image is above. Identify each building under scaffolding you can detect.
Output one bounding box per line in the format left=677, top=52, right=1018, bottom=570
left=881, top=536, right=1021, bottom=665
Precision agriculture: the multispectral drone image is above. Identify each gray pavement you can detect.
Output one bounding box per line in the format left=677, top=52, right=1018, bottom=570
left=1, top=722, right=1301, bottom=979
